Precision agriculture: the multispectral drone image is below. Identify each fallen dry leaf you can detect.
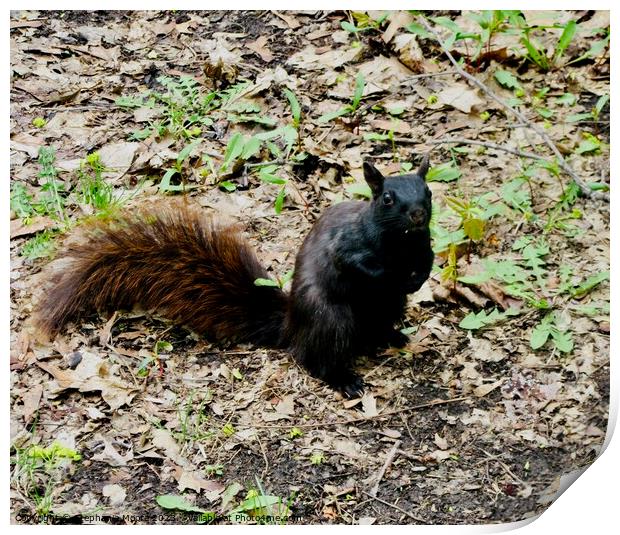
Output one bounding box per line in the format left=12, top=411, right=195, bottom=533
left=437, top=83, right=485, bottom=113
left=246, top=36, right=274, bottom=63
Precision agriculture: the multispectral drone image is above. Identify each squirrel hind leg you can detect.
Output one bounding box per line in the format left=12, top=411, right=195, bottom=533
left=287, top=303, right=365, bottom=397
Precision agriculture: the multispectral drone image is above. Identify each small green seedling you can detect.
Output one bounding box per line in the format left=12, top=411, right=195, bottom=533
left=318, top=72, right=366, bottom=123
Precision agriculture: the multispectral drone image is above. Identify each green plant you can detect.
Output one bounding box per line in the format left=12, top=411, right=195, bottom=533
left=258, top=164, right=289, bottom=214
left=574, top=132, right=603, bottom=155
left=160, top=139, right=203, bottom=192
left=445, top=196, right=487, bottom=243
left=341, top=11, right=388, bottom=35
left=467, top=10, right=519, bottom=60
left=318, top=72, right=366, bottom=123
left=11, top=182, right=35, bottom=220
left=176, top=390, right=214, bottom=444
left=75, top=152, right=118, bottom=211
left=204, top=464, right=224, bottom=477
left=156, top=495, right=214, bottom=524
left=566, top=94, right=609, bottom=123
left=229, top=479, right=295, bottom=525
left=11, top=442, right=81, bottom=516
left=36, top=147, right=67, bottom=224
left=289, top=427, right=303, bottom=439
left=364, top=129, right=397, bottom=160
left=530, top=311, right=573, bottom=353
left=254, top=270, right=294, bottom=289
left=459, top=307, right=520, bottom=330
left=520, top=20, right=577, bottom=71
left=427, top=161, right=462, bottom=183
left=221, top=423, right=235, bottom=437
left=440, top=243, right=459, bottom=284
left=310, top=452, right=325, bottom=465
left=137, top=340, right=172, bottom=378
left=20, top=229, right=58, bottom=260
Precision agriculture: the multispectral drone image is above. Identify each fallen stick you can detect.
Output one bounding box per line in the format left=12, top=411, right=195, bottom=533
left=369, top=440, right=402, bottom=497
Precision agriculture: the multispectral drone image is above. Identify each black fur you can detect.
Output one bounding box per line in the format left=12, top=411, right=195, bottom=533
left=284, top=158, right=434, bottom=396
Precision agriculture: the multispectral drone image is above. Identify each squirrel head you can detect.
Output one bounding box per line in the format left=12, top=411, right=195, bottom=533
left=363, top=155, right=432, bottom=233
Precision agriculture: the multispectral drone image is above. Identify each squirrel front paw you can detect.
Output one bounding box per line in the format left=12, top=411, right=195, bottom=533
left=328, top=370, right=365, bottom=399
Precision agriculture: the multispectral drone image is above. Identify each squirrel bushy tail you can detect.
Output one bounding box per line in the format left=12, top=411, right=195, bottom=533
left=35, top=201, right=288, bottom=346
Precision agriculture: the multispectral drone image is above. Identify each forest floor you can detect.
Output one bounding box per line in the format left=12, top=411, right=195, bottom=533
left=9, top=10, right=610, bottom=525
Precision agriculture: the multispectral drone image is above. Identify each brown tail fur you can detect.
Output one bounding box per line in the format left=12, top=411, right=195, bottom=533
left=34, top=201, right=288, bottom=346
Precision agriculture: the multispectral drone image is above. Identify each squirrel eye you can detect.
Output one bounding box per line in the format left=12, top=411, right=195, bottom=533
left=382, top=192, right=394, bottom=206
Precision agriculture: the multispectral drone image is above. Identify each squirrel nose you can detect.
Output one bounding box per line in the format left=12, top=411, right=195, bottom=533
left=409, top=208, right=426, bottom=226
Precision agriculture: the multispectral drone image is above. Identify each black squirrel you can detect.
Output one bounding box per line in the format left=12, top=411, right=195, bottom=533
left=35, top=157, right=434, bottom=397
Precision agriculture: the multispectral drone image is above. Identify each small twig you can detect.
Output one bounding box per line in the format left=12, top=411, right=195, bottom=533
left=419, top=17, right=608, bottom=202
left=361, top=490, right=425, bottom=523
left=369, top=440, right=401, bottom=497
left=401, top=137, right=547, bottom=162
left=478, top=448, right=526, bottom=485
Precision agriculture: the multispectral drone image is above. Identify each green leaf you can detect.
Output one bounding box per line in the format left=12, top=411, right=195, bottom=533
left=431, top=16, right=461, bottom=34
left=459, top=308, right=511, bottom=330
left=318, top=106, right=351, bottom=123
left=232, top=368, right=243, bottom=380
left=572, top=271, right=609, bottom=298
left=594, top=94, right=609, bottom=117
left=259, top=172, right=287, bottom=185
left=553, top=20, right=577, bottom=64
left=556, top=93, right=577, bottom=106
left=218, top=180, right=237, bottom=192
left=156, top=495, right=206, bottom=513
left=254, top=278, right=279, bottom=287
left=241, top=136, right=262, bottom=160
left=363, top=132, right=391, bottom=142
left=177, top=139, right=201, bottom=165
left=274, top=185, right=286, bottom=214
left=552, top=330, right=574, bottom=353
left=535, top=107, right=554, bottom=119
left=345, top=183, right=372, bottom=199
left=351, top=72, right=366, bottom=110
left=521, top=36, right=549, bottom=71
left=221, top=132, right=245, bottom=171
left=405, top=22, right=432, bottom=38
left=566, top=112, right=593, bottom=123
left=283, top=88, right=302, bottom=125
left=229, top=114, right=277, bottom=126
left=494, top=69, right=521, bottom=90
left=426, top=162, right=461, bottom=182
left=574, top=134, right=601, bottom=155
left=341, top=21, right=360, bottom=33
left=230, top=495, right=283, bottom=515
left=280, top=269, right=295, bottom=286
left=530, top=323, right=551, bottom=350
left=159, top=168, right=178, bottom=192
left=463, top=218, right=485, bottom=241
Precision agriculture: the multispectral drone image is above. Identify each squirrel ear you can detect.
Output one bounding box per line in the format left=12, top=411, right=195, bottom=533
left=417, top=153, right=430, bottom=180
left=363, top=162, right=385, bottom=198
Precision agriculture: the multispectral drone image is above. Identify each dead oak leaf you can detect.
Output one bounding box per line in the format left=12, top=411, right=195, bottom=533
left=36, top=352, right=137, bottom=410
left=91, top=438, right=134, bottom=467
left=361, top=393, right=378, bottom=418
left=246, top=36, right=274, bottom=63
left=19, top=384, right=43, bottom=424
left=473, top=380, right=504, bottom=398
left=437, top=83, right=485, bottom=113
left=177, top=469, right=225, bottom=496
